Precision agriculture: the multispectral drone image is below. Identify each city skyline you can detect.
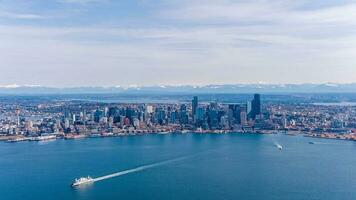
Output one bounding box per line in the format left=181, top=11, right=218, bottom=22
left=1, top=1, right=356, bottom=199
left=1, top=93, right=355, bottom=141
left=1, top=0, right=356, bottom=87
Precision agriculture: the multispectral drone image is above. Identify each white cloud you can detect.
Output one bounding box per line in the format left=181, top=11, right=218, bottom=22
left=58, top=0, right=109, bottom=4
left=160, top=1, right=356, bottom=26
left=0, top=0, right=355, bottom=86
left=0, top=11, right=42, bottom=19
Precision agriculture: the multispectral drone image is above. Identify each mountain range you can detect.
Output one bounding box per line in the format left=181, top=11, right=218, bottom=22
left=0, top=83, right=355, bottom=94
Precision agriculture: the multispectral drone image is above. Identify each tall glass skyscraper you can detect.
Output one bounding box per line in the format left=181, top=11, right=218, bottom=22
left=250, top=94, right=261, bottom=120
left=192, top=96, right=198, bottom=117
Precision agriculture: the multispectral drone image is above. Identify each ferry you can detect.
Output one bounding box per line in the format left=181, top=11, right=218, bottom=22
left=71, top=176, right=94, bottom=187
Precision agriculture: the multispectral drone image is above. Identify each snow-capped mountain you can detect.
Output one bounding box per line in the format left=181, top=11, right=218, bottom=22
left=0, top=83, right=355, bottom=94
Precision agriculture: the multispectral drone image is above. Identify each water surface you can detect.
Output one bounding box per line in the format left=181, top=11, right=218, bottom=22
left=0, top=134, right=355, bottom=200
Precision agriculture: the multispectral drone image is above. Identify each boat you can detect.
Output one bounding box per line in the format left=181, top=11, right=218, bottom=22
left=71, top=176, right=94, bottom=187
left=158, top=131, right=171, bottom=135
left=309, top=141, right=315, bottom=144
left=276, top=144, right=283, bottom=150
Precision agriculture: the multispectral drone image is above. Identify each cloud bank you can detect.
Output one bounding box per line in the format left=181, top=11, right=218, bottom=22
left=0, top=0, right=355, bottom=87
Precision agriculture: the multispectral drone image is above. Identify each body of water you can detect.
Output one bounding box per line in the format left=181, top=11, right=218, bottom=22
left=1, top=134, right=355, bottom=200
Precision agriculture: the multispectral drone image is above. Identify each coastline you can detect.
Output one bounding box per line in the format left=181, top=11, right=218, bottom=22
left=2, top=129, right=355, bottom=143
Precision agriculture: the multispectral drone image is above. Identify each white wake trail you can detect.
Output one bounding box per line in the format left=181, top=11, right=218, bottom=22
left=92, top=155, right=193, bottom=183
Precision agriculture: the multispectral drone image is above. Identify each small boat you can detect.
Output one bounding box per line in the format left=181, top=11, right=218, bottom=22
left=276, top=144, right=283, bottom=150
left=309, top=141, right=315, bottom=144
left=158, top=131, right=170, bottom=135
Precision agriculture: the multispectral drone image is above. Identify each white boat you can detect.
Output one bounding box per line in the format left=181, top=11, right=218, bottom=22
left=276, top=144, right=283, bottom=150
left=158, top=131, right=170, bottom=135
left=71, top=176, right=94, bottom=187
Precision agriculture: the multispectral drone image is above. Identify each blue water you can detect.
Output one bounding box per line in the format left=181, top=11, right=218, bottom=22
left=1, top=134, right=356, bottom=200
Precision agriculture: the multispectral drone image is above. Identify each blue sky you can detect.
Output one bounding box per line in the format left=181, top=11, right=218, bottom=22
left=0, top=0, right=355, bottom=87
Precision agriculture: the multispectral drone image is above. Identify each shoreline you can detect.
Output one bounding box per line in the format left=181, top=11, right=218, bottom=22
left=2, top=130, right=355, bottom=143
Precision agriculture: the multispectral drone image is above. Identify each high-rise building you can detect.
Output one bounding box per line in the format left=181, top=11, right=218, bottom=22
left=104, top=107, right=109, bottom=117
left=195, top=106, right=206, bottom=127
left=169, top=111, right=177, bottom=124
left=155, top=107, right=166, bottom=125
left=208, top=109, right=219, bottom=129
left=72, top=114, right=76, bottom=123
left=247, top=101, right=252, bottom=115
left=192, top=96, right=198, bottom=118
left=146, top=105, right=154, bottom=114
left=250, top=94, right=261, bottom=120
left=94, top=109, right=104, bottom=123
left=108, top=117, right=114, bottom=128
left=196, top=107, right=205, bottom=121
left=25, top=120, right=33, bottom=131
left=228, top=104, right=242, bottom=124
left=15, top=108, right=20, bottom=126
left=108, top=107, right=117, bottom=117
left=180, top=104, right=188, bottom=124
left=240, top=111, right=247, bottom=126
left=64, top=119, right=70, bottom=129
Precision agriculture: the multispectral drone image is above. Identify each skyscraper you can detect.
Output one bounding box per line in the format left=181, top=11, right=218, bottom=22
left=192, top=96, right=198, bottom=118
left=208, top=109, right=219, bottom=130
left=240, top=104, right=248, bottom=125
left=250, top=94, right=261, bottom=120
left=15, top=107, right=20, bottom=126
left=94, top=109, right=104, bottom=123
left=195, top=106, right=206, bottom=127
left=180, top=104, right=188, bottom=124
left=247, top=101, right=252, bottom=115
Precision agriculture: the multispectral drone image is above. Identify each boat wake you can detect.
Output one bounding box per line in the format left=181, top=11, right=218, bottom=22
left=86, top=154, right=201, bottom=184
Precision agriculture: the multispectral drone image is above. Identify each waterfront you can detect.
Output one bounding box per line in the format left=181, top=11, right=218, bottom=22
left=0, top=133, right=355, bottom=200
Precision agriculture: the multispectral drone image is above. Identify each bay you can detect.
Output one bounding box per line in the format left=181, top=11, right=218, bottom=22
left=0, top=133, right=355, bottom=200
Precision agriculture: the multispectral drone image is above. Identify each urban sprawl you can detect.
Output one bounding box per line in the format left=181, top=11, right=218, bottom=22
left=1, top=94, right=356, bottom=142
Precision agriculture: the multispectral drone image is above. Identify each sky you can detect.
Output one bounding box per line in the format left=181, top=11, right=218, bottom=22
left=0, top=0, right=355, bottom=87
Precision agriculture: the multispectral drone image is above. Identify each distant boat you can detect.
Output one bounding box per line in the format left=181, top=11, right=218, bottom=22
left=309, top=141, right=315, bottom=144
left=273, top=142, right=283, bottom=150
left=275, top=144, right=283, bottom=150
